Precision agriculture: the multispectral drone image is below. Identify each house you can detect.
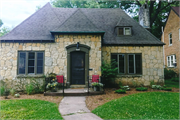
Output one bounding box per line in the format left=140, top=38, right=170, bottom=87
left=162, top=7, right=180, bottom=75
left=0, top=3, right=165, bottom=87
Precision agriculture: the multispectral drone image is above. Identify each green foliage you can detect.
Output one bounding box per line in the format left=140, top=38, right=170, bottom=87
left=91, top=82, right=103, bottom=87
left=152, top=85, right=162, bottom=89
left=170, top=77, right=179, bottom=82
left=0, top=19, right=3, bottom=27
left=136, top=87, right=148, bottom=91
left=120, top=86, right=130, bottom=91
left=163, top=88, right=172, bottom=91
left=165, top=80, right=179, bottom=88
left=10, top=89, right=16, bottom=96
left=92, top=92, right=179, bottom=119
left=0, top=26, right=11, bottom=37
left=164, top=68, right=177, bottom=79
left=25, top=84, right=34, bottom=95
left=101, top=60, right=118, bottom=87
left=0, top=86, right=5, bottom=96
left=150, top=80, right=155, bottom=86
left=115, top=89, right=126, bottom=94
left=29, top=78, right=45, bottom=93
left=0, top=99, right=63, bottom=119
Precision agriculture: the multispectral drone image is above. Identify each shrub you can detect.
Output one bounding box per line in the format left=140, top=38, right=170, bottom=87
left=0, top=86, right=5, bottom=96
left=152, top=85, right=162, bottom=89
left=164, top=68, right=177, bottom=79
left=101, top=60, right=118, bottom=88
left=10, top=89, right=16, bottom=96
left=29, top=78, right=45, bottom=94
left=164, top=88, right=172, bottom=91
left=170, top=77, right=179, bottom=82
left=115, top=89, right=126, bottom=94
left=25, top=84, right=34, bottom=95
left=120, top=86, right=130, bottom=91
left=136, top=87, right=148, bottom=91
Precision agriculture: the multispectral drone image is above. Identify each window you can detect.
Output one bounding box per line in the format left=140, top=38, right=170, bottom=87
left=18, top=51, right=44, bottom=75
left=118, top=27, right=131, bottom=36
left=111, top=53, right=142, bottom=75
left=179, top=29, right=180, bottom=40
left=169, top=33, right=172, bottom=45
left=167, top=55, right=176, bottom=67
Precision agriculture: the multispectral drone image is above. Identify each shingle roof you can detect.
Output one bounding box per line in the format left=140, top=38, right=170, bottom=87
left=0, top=2, right=164, bottom=45
left=172, top=7, right=180, bottom=17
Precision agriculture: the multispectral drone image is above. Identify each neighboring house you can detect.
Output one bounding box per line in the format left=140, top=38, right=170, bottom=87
left=162, top=7, right=180, bottom=74
left=0, top=3, right=164, bottom=87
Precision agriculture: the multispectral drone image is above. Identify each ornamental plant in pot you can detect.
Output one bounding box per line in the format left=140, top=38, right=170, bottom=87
left=91, top=82, right=103, bottom=91
left=46, top=79, right=58, bottom=92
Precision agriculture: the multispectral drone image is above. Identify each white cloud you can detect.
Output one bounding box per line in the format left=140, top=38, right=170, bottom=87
left=0, top=0, right=50, bottom=27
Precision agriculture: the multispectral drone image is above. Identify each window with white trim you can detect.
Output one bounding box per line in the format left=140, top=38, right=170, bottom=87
left=118, top=27, right=132, bottom=36
left=111, top=53, right=142, bottom=75
left=169, top=33, right=172, bottom=45
left=18, top=51, right=44, bottom=75
left=167, top=55, right=176, bottom=67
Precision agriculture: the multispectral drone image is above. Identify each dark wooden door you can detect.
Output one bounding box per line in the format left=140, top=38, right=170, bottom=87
left=70, top=51, right=85, bottom=84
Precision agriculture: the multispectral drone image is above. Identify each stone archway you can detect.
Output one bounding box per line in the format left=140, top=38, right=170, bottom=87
left=66, top=44, right=91, bottom=87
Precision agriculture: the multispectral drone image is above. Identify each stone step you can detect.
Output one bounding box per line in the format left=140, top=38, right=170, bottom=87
left=70, top=85, right=86, bottom=88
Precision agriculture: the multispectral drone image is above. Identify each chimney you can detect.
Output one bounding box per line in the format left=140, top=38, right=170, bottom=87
left=139, top=2, right=150, bottom=31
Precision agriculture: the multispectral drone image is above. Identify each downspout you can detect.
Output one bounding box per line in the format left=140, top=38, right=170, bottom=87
left=162, top=26, right=165, bottom=68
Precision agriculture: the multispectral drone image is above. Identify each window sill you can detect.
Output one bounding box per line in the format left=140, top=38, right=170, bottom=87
left=16, top=75, right=45, bottom=78
left=168, top=44, right=172, bottom=46
left=117, top=74, right=142, bottom=77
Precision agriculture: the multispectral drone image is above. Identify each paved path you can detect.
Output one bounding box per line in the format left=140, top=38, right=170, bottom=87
left=59, top=97, right=103, bottom=120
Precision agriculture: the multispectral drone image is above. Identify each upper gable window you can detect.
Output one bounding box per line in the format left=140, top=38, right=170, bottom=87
left=118, top=27, right=131, bottom=36
left=179, top=28, right=180, bottom=40
left=169, top=33, right=172, bottom=45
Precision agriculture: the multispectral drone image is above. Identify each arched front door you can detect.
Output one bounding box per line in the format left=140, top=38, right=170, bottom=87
left=66, top=44, right=90, bottom=87
left=70, top=51, right=85, bottom=84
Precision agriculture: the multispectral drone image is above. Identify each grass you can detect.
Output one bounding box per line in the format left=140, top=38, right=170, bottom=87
left=92, top=92, right=179, bottom=119
left=0, top=99, right=63, bottom=119
left=165, top=79, right=179, bottom=88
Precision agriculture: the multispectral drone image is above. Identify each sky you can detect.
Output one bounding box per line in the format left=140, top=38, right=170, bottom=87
left=0, top=0, right=50, bottom=28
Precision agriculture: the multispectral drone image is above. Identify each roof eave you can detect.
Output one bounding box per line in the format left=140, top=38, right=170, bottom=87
left=50, top=31, right=105, bottom=35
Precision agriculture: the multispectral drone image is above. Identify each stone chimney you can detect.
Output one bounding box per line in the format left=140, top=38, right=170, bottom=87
left=139, top=2, right=150, bottom=31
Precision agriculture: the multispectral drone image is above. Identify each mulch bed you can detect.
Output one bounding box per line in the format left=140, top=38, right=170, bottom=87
left=86, top=87, right=179, bottom=111
left=0, top=94, right=63, bottom=105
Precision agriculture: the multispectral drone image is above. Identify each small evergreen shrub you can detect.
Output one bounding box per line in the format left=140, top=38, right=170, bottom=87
left=0, top=86, right=5, bottom=96
left=115, top=89, right=126, bottom=94
left=10, top=89, right=15, bottom=96
left=136, top=87, right=148, bottom=91
left=170, top=77, right=179, bottom=82
left=25, top=84, right=34, bottom=95
left=163, top=88, right=172, bottom=91
left=164, top=68, right=177, bottom=79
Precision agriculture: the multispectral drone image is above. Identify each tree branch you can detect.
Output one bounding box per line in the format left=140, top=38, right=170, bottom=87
left=151, top=1, right=175, bottom=26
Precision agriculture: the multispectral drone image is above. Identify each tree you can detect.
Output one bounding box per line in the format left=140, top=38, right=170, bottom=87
left=50, top=0, right=179, bottom=39
left=0, top=19, right=11, bottom=37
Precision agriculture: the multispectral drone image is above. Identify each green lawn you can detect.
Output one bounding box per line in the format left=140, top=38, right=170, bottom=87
left=92, top=92, right=179, bottom=119
left=0, top=99, right=63, bottom=119
left=165, top=79, right=179, bottom=88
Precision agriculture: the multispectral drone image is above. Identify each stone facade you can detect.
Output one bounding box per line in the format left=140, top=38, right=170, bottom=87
left=0, top=35, right=102, bottom=84
left=102, top=46, right=164, bottom=86
left=163, top=9, right=180, bottom=74
left=0, top=34, right=164, bottom=87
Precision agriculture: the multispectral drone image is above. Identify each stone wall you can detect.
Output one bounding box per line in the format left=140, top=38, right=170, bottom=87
left=163, top=9, right=180, bottom=74
left=0, top=34, right=102, bottom=82
left=102, top=46, right=164, bottom=86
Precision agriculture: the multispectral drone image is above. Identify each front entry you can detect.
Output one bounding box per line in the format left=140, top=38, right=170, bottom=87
left=70, top=51, right=85, bottom=85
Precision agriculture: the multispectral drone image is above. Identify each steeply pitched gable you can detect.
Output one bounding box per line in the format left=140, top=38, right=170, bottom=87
left=51, top=9, right=104, bottom=33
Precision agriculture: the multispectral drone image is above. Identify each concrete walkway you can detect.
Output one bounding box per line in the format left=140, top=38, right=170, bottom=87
left=59, top=97, right=103, bottom=120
